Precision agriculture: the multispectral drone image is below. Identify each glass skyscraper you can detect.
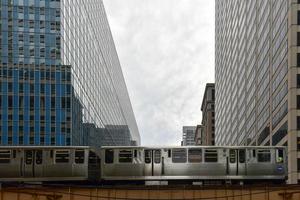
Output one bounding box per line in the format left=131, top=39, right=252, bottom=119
left=215, top=0, right=299, bottom=183
left=0, top=0, right=140, bottom=146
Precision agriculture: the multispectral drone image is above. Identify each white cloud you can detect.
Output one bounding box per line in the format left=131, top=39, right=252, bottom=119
left=103, top=0, right=215, bottom=145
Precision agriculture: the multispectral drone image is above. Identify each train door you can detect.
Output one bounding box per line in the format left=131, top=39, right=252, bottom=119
left=144, top=149, right=162, bottom=176
left=23, top=150, right=34, bottom=177
left=227, top=149, right=237, bottom=175
left=22, top=150, right=43, bottom=177
left=227, top=149, right=246, bottom=176
left=238, top=149, right=246, bottom=175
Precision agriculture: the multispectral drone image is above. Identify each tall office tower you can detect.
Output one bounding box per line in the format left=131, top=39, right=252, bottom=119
left=194, top=125, right=204, bottom=145
left=181, top=126, right=196, bottom=146
left=201, top=83, right=215, bottom=145
left=0, top=0, right=140, bottom=146
left=215, top=0, right=299, bottom=183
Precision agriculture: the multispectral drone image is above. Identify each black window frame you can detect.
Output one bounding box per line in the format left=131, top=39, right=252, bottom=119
left=35, top=150, right=43, bottom=165
left=0, top=150, right=11, bottom=164
left=229, top=149, right=236, bottom=163
left=144, top=150, right=151, bottom=164
left=118, top=150, right=133, bottom=163
left=276, top=149, right=284, bottom=163
left=172, top=149, right=187, bottom=163
left=239, top=149, right=245, bottom=163
left=257, top=149, right=271, bottom=163
left=204, top=149, right=218, bottom=163
left=154, top=150, right=161, bottom=164
left=297, top=116, right=300, bottom=130
left=297, top=53, right=300, bottom=67
left=105, top=149, right=114, bottom=164
left=25, top=150, right=33, bottom=165
left=188, top=148, right=202, bottom=163
left=75, top=149, right=85, bottom=164
left=55, top=150, right=70, bottom=163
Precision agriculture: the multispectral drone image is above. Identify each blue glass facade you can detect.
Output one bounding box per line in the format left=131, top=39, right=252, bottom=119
left=0, top=0, right=140, bottom=146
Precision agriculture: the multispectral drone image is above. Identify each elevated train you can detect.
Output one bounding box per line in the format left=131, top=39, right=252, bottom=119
left=0, top=146, right=287, bottom=184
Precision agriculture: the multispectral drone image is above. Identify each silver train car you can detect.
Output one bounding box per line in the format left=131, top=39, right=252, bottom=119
left=0, top=146, right=100, bottom=182
left=100, top=146, right=287, bottom=182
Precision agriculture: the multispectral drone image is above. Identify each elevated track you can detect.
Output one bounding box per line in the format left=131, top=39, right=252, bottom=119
left=0, top=183, right=299, bottom=200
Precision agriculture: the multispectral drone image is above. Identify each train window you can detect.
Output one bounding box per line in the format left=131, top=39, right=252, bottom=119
left=119, top=150, right=132, bottom=163
left=13, top=150, right=16, bottom=158
left=204, top=149, right=218, bottom=162
left=154, top=150, right=161, bottom=164
left=252, top=149, right=256, bottom=157
left=134, top=150, right=137, bottom=158
left=172, top=149, right=187, bottom=163
left=276, top=149, right=284, bottom=163
left=89, top=151, right=100, bottom=164
left=0, top=150, right=11, bottom=163
left=239, top=149, right=245, bottom=163
left=105, top=149, right=114, bottom=164
left=75, top=150, right=85, bottom=164
left=145, top=150, right=151, bottom=163
left=188, top=149, right=202, bottom=163
left=35, top=150, right=43, bottom=165
left=229, top=149, right=236, bottom=163
left=168, top=149, right=171, bottom=158
left=55, top=150, right=69, bottom=163
left=257, top=150, right=271, bottom=162
left=25, top=150, right=33, bottom=165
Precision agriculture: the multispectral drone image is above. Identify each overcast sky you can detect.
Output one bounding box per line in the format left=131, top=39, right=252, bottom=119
left=103, top=0, right=215, bottom=146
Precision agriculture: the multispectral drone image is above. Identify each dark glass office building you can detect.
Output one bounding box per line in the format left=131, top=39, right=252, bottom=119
left=0, top=0, right=140, bottom=146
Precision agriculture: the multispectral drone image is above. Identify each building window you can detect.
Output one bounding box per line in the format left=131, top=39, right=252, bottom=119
left=297, top=138, right=300, bottom=151
left=18, top=19, right=24, bottom=27
left=298, top=96, right=300, bottom=109
left=29, top=35, right=34, bottom=43
left=18, top=6, right=24, bottom=14
left=298, top=11, right=300, bottom=25
left=298, top=159, right=300, bottom=172
left=18, top=34, right=23, bottom=42
left=298, top=74, right=300, bottom=88
left=297, top=116, right=300, bottom=130
left=298, top=53, right=300, bottom=67
left=40, top=35, right=45, bottom=44
left=298, top=32, right=300, bottom=46
left=29, top=20, right=34, bottom=29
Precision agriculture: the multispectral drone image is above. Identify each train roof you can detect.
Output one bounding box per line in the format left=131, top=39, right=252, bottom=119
left=0, top=146, right=92, bottom=149
left=100, top=146, right=286, bottom=149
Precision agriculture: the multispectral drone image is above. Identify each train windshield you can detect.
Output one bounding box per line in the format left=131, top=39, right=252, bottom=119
left=257, top=149, right=271, bottom=162
left=276, top=149, right=284, bottom=163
